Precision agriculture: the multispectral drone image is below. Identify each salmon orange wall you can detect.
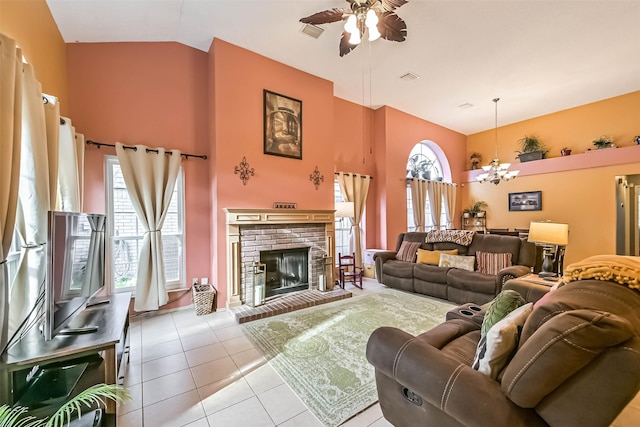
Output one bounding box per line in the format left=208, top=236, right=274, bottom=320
left=377, top=106, right=467, bottom=249
left=210, top=39, right=335, bottom=306
left=0, top=0, right=68, bottom=113
left=464, top=91, right=640, bottom=266
left=66, top=42, right=211, bottom=310
left=333, top=97, right=378, bottom=249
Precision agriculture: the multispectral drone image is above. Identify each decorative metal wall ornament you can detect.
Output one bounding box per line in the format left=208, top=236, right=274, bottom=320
left=234, top=156, right=255, bottom=185
left=309, top=166, right=324, bottom=190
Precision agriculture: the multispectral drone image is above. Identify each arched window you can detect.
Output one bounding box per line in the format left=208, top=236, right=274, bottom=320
left=406, top=142, right=455, bottom=231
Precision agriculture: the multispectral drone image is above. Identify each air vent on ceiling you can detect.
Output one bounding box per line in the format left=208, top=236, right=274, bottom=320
left=458, top=102, right=474, bottom=109
left=300, top=24, right=324, bottom=39
left=400, top=72, right=420, bottom=81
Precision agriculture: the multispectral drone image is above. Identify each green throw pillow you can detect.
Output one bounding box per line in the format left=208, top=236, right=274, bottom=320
left=481, top=289, right=527, bottom=337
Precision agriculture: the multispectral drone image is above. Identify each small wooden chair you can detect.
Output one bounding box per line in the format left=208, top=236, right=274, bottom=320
left=338, top=252, right=364, bottom=289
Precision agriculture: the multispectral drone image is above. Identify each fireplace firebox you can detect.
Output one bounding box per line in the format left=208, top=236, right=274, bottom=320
left=260, top=247, right=309, bottom=297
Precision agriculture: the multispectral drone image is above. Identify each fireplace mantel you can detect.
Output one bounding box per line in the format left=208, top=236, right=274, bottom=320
left=224, top=208, right=335, bottom=308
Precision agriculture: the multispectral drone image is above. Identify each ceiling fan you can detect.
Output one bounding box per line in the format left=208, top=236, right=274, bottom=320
left=300, top=0, right=408, bottom=57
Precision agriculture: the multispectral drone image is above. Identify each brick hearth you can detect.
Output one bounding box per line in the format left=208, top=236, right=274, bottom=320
left=230, top=288, right=351, bottom=324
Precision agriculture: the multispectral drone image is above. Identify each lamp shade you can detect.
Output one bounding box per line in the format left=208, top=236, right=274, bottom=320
left=528, top=221, right=569, bottom=245
left=335, top=201, right=355, bottom=218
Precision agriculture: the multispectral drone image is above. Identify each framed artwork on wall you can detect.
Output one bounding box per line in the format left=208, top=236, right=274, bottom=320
left=509, top=191, right=542, bottom=211
left=263, top=90, right=302, bottom=160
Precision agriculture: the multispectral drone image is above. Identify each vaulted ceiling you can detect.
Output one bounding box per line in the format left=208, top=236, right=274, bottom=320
left=47, top=0, right=640, bottom=135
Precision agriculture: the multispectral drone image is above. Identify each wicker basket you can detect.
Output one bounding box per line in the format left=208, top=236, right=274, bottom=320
left=192, top=284, right=216, bottom=316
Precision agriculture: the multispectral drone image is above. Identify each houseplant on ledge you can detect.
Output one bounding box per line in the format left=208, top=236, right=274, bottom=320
left=516, top=135, right=547, bottom=162
left=463, top=200, right=488, bottom=218
left=592, top=136, right=613, bottom=149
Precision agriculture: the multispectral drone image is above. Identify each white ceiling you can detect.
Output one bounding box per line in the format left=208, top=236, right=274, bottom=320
left=46, top=0, right=640, bottom=135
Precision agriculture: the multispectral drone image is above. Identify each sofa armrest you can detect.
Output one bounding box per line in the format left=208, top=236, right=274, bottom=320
left=497, top=265, right=532, bottom=287
left=366, top=326, right=547, bottom=427
left=373, top=251, right=397, bottom=282
left=503, top=279, right=551, bottom=304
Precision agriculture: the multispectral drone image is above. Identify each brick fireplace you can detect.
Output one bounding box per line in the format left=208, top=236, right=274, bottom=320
left=224, top=209, right=336, bottom=308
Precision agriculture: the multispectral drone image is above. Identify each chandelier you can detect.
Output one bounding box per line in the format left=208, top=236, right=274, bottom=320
left=476, top=98, right=519, bottom=185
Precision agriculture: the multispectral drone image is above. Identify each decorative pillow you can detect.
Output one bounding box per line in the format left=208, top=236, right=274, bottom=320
left=472, top=303, right=533, bottom=380
left=395, top=241, right=422, bottom=262
left=481, top=290, right=526, bottom=337
left=416, top=248, right=459, bottom=265
left=476, top=251, right=513, bottom=275
left=425, top=230, right=475, bottom=246
left=438, top=254, right=475, bottom=271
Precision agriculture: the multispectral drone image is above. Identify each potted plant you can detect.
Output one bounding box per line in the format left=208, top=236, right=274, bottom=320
left=592, top=136, right=613, bottom=149
left=469, top=152, right=482, bottom=170
left=464, top=200, right=487, bottom=218
left=634, top=135, right=640, bottom=145
left=560, top=147, right=572, bottom=156
left=407, top=154, right=435, bottom=180
left=516, top=135, right=547, bottom=162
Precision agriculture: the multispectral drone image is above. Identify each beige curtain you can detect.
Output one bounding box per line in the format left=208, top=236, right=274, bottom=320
left=427, top=180, right=445, bottom=230
left=116, top=143, right=181, bottom=311
left=9, top=62, right=54, bottom=335
left=0, top=34, right=23, bottom=350
left=58, top=117, right=85, bottom=211
left=443, top=183, right=457, bottom=229
left=409, top=179, right=428, bottom=232
left=336, top=172, right=371, bottom=267
left=44, top=95, right=59, bottom=210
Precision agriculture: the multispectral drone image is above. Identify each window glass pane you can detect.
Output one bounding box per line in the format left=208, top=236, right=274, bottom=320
left=334, top=181, right=350, bottom=260
left=406, top=144, right=443, bottom=181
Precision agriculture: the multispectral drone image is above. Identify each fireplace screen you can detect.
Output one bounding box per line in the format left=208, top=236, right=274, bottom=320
left=260, top=247, right=309, bottom=298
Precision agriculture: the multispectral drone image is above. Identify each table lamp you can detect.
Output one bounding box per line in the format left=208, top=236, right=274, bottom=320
left=528, top=221, right=569, bottom=278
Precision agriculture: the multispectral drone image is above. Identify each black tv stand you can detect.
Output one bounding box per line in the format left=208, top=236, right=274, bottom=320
left=1, top=293, right=131, bottom=426
left=58, top=325, right=100, bottom=335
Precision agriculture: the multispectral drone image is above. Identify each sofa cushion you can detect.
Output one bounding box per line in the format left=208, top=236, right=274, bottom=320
left=382, top=260, right=415, bottom=278
left=416, top=248, right=459, bottom=265
left=477, top=251, right=513, bottom=275
left=502, top=309, right=635, bottom=407
left=468, top=234, right=521, bottom=264
left=473, top=303, right=533, bottom=379
left=414, top=262, right=450, bottom=284
left=439, top=254, right=475, bottom=271
left=396, top=240, right=421, bottom=262
left=447, top=269, right=497, bottom=295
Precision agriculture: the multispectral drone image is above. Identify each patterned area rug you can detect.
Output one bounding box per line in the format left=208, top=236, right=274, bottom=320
left=242, top=288, right=455, bottom=426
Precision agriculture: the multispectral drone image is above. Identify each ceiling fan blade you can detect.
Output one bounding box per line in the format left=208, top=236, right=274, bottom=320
left=378, top=12, right=407, bottom=42
left=379, top=0, right=408, bottom=12
left=300, top=8, right=346, bottom=25
left=339, top=31, right=359, bottom=57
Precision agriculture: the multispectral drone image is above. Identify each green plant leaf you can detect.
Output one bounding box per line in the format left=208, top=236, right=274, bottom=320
left=0, top=405, right=46, bottom=427
left=44, top=384, right=130, bottom=427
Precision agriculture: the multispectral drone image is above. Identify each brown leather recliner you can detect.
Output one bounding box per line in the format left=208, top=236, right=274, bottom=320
left=366, top=279, right=640, bottom=427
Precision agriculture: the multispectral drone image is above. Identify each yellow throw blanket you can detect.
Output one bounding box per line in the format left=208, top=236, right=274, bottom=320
left=561, top=255, right=640, bottom=289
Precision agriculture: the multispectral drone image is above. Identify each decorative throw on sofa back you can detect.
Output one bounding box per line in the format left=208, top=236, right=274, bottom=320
left=425, top=230, right=475, bottom=246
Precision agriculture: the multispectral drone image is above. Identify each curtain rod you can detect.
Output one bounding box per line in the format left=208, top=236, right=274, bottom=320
left=86, top=140, right=207, bottom=160
left=334, top=172, right=373, bottom=180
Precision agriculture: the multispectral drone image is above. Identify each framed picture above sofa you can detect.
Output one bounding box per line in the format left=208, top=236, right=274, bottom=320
left=508, top=191, right=542, bottom=211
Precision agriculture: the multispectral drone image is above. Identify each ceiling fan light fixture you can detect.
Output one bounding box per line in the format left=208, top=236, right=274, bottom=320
left=349, top=30, right=361, bottom=45
left=368, top=26, right=381, bottom=41
left=345, top=14, right=358, bottom=33
left=365, top=8, right=379, bottom=27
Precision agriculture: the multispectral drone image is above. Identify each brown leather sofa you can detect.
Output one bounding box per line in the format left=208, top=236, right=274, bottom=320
left=374, top=232, right=537, bottom=305
left=366, top=278, right=640, bottom=427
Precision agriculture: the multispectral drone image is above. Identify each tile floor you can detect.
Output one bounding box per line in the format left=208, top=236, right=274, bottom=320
left=117, top=278, right=640, bottom=427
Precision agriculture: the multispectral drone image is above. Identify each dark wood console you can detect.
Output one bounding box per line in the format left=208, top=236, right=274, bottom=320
left=0, top=292, right=131, bottom=424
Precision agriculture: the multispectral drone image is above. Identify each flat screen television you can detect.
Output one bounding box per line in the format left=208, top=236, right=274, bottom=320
left=44, top=211, right=107, bottom=341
